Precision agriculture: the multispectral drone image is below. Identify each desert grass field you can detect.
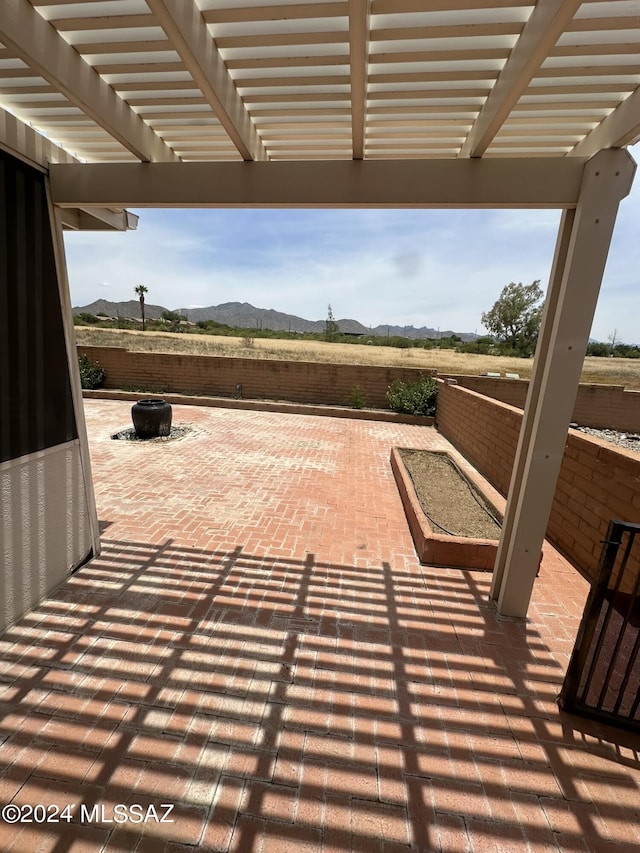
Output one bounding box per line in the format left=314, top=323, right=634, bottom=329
left=75, top=326, right=640, bottom=390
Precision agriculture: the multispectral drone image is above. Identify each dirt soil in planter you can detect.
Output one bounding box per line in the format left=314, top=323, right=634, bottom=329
left=399, top=449, right=502, bottom=539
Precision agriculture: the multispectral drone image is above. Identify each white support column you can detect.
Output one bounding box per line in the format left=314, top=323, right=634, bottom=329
left=492, top=148, right=636, bottom=618
left=490, top=206, right=574, bottom=602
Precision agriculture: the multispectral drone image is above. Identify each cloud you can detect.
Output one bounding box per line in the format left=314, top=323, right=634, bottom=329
left=392, top=250, right=424, bottom=278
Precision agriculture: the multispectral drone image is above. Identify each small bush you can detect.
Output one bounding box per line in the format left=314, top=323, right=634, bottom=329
left=78, top=354, right=105, bottom=389
left=348, top=385, right=367, bottom=409
left=239, top=336, right=255, bottom=349
left=386, top=374, right=437, bottom=416
left=161, top=310, right=186, bottom=332
left=74, top=312, right=100, bottom=325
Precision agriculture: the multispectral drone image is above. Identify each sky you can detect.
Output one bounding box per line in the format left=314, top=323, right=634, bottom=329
left=64, top=143, right=640, bottom=343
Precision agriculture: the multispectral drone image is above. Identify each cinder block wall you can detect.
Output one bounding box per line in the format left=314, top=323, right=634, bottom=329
left=571, top=383, right=640, bottom=432
left=437, top=381, right=640, bottom=585
left=443, top=374, right=640, bottom=432
left=78, top=345, right=435, bottom=409
left=78, top=345, right=639, bottom=429
left=442, top=375, right=530, bottom=412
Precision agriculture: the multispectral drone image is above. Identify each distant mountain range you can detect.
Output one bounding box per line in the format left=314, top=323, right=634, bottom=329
left=73, top=299, right=478, bottom=341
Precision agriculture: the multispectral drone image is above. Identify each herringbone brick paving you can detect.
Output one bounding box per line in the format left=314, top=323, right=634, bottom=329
left=1, top=400, right=639, bottom=851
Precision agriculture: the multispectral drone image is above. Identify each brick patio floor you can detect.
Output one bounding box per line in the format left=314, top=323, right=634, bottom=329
left=1, top=400, right=639, bottom=852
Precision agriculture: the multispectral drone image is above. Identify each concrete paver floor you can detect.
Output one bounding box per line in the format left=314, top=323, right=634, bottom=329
left=1, top=400, right=639, bottom=852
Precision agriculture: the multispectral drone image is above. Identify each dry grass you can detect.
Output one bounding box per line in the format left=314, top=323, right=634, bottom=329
left=75, top=326, right=640, bottom=390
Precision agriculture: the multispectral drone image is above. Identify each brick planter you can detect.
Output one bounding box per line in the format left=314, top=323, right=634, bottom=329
left=390, top=447, right=501, bottom=570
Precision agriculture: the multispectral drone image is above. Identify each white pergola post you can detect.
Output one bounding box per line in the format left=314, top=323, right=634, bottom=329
left=491, top=148, right=636, bottom=618
left=489, top=207, right=574, bottom=603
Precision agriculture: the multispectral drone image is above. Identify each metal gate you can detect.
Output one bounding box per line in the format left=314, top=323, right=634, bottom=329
left=559, top=520, right=640, bottom=732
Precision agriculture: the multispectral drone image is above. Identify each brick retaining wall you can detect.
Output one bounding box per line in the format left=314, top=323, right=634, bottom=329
left=78, top=345, right=435, bottom=409
left=444, top=374, right=640, bottom=432
left=571, top=383, right=640, bottom=432
left=436, top=381, right=640, bottom=585
left=79, top=344, right=639, bottom=430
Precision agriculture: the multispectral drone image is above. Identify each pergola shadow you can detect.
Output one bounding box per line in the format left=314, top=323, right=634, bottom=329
left=1, top=537, right=639, bottom=851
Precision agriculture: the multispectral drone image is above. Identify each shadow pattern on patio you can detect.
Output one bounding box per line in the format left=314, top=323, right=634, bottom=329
left=2, top=536, right=640, bottom=852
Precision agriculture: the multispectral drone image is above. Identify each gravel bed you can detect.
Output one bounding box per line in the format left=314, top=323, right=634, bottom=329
left=111, top=425, right=193, bottom=442
left=573, top=426, right=640, bottom=454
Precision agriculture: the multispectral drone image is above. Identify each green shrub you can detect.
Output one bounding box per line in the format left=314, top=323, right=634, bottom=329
left=386, top=374, right=437, bottom=416
left=348, top=384, right=367, bottom=409
left=78, top=354, right=105, bottom=389
left=74, top=312, right=100, bottom=325
left=161, top=310, right=186, bottom=332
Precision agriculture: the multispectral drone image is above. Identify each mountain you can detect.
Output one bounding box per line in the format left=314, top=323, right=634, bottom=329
left=75, top=299, right=168, bottom=321
left=178, top=301, right=366, bottom=334
left=73, top=299, right=477, bottom=341
left=369, top=324, right=473, bottom=341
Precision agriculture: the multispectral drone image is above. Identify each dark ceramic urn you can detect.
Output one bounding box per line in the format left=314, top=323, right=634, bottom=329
left=131, top=399, right=172, bottom=438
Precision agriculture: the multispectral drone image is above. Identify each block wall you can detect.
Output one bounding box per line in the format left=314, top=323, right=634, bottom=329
left=437, top=381, right=640, bottom=584
left=571, top=383, right=640, bottom=432
left=77, top=345, right=435, bottom=409
left=444, top=374, right=640, bottom=432
left=78, top=344, right=639, bottom=430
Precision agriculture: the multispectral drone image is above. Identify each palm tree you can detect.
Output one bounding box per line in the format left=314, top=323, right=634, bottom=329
left=135, top=284, right=148, bottom=331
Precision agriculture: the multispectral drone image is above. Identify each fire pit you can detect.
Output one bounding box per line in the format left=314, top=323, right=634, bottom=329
left=131, top=399, right=172, bottom=439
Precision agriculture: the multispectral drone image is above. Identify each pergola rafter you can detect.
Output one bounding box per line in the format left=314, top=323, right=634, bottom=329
left=459, top=0, right=583, bottom=158
left=572, top=87, right=640, bottom=157
left=349, top=0, right=369, bottom=160
left=0, top=0, right=176, bottom=163
left=145, top=0, right=266, bottom=162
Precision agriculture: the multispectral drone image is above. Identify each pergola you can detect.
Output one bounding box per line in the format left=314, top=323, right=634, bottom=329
left=1, top=0, right=639, bottom=629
